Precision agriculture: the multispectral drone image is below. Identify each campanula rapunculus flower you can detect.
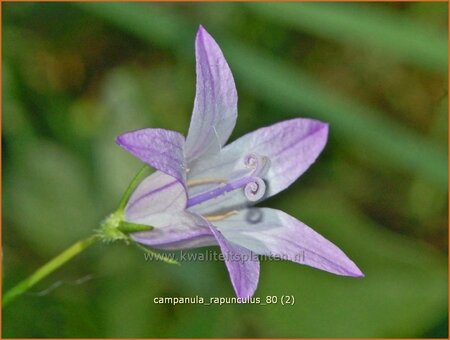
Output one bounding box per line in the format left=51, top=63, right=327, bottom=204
left=116, top=26, right=363, bottom=298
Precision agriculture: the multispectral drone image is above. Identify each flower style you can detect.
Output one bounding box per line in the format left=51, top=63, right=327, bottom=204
left=116, top=26, right=363, bottom=298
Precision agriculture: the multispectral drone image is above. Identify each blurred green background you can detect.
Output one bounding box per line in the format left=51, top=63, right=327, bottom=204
left=2, top=2, right=448, bottom=338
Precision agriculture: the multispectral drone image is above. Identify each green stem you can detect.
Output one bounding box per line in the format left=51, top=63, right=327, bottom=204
left=3, top=166, right=153, bottom=307
left=2, top=235, right=99, bottom=307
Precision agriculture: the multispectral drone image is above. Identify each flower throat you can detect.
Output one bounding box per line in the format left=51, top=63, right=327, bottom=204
left=186, top=153, right=270, bottom=208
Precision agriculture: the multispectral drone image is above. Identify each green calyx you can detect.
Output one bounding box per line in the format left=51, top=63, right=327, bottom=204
left=99, top=166, right=155, bottom=243
left=98, top=211, right=178, bottom=265
left=98, top=211, right=153, bottom=243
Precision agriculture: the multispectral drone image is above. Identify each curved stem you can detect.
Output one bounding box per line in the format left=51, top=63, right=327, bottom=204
left=3, top=166, right=152, bottom=307
left=3, top=235, right=99, bottom=307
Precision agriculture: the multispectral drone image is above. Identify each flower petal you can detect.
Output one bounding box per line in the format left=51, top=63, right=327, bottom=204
left=185, top=26, right=238, bottom=162
left=125, top=171, right=186, bottom=221
left=215, top=208, right=364, bottom=277
left=188, top=118, right=328, bottom=214
left=116, top=128, right=187, bottom=187
left=208, top=225, right=260, bottom=299
left=131, top=211, right=216, bottom=250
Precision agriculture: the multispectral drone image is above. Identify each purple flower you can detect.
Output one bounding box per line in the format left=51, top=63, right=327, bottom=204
left=116, top=26, right=363, bottom=298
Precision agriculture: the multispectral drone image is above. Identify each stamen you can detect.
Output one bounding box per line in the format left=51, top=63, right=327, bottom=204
left=204, top=210, right=237, bottom=222
left=187, top=176, right=266, bottom=207
left=185, top=153, right=270, bottom=208
left=187, top=178, right=228, bottom=187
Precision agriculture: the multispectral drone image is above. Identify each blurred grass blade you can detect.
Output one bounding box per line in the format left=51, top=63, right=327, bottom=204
left=267, top=188, right=448, bottom=337
left=249, top=3, right=448, bottom=73
left=74, top=2, right=191, bottom=53
left=76, top=2, right=447, bottom=186
left=225, top=42, right=448, bottom=187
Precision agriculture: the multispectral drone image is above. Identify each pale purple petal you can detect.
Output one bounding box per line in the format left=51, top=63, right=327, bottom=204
left=208, top=225, right=260, bottom=299
left=125, top=171, right=186, bottom=221
left=131, top=212, right=216, bottom=250
left=214, top=208, right=363, bottom=277
left=188, top=118, right=328, bottom=214
left=185, top=26, right=238, bottom=162
left=116, top=128, right=187, bottom=187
